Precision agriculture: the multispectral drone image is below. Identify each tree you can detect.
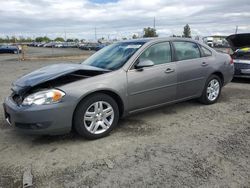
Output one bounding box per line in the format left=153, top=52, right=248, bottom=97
left=143, top=27, right=158, bottom=38
left=35, top=36, right=50, bottom=42
left=35, top=37, right=43, bottom=42
left=54, top=37, right=65, bottom=42
left=26, top=37, right=33, bottom=42
left=183, top=24, right=191, bottom=38
left=132, top=34, right=138, bottom=39
left=66, top=38, right=74, bottom=42
left=6, top=36, right=10, bottom=43
left=0, top=36, right=34, bottom=43
left=10, top=36, right=17, bottom=43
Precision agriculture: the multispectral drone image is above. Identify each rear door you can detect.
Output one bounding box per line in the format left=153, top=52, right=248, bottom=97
left=127, top=42, right=177, bottom=111
left=173, top=41, right=209, bottom=99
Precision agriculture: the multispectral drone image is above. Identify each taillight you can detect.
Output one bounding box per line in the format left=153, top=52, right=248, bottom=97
left=230, top=57, right=234, bottom=64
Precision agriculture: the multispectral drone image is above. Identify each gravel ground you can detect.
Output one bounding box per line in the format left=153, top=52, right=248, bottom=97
left=0, top=48, right=249, bottom=187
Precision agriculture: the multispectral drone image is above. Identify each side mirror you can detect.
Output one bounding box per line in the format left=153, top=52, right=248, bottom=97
left=135, top=59, right=154, bottom=70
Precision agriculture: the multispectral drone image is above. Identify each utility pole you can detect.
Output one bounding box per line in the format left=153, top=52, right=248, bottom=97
left=64, top=30, right=67, bottom=41
left=235, top=25, right=238, bottom=34
left=95, top=27, right=97, bottom=41
left=153, top=17, right=156, bottom=30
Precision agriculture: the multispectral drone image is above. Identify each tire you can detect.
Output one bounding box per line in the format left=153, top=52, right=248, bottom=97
left=73, top=93, right=119, bottom=139
left=199, top=75, right=222, bottom=105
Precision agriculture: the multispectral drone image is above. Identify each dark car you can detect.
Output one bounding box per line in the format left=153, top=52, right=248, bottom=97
left=95, top=43, right=107, bottom=51
left=80, top=42, right=99, bottom=50
left=226, top=33, right=250, bottom=78
left=0, top=45, right=21, bottom=54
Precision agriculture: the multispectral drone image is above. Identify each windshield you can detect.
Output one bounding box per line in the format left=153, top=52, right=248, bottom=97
left=82, top=41, right=145, bottom=70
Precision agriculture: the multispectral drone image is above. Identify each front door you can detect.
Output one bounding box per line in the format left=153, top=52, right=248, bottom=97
left=127, top=42, right=177, bottom=111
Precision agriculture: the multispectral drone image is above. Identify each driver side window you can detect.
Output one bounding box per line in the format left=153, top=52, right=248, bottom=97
left=139, top=42, right=171, bottom=65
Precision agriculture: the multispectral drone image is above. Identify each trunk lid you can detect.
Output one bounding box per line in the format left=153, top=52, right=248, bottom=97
left=226, top=33, right=250, bottom=51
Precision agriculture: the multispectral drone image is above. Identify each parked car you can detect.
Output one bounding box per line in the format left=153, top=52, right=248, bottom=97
left=78, top=43, right=87, bottom=49
left=3, top=38, right=234, bottom=139
left=54, top=43, right=63, bottom=48
left=226, top=33, right=250, bottom=78
left=27, top=42, right=36, bottom=47
left=80, top=42, right=99, bottom=50
left=95, top=43, right=107, bottom=51
left=36, top=42, right=46, bottom=47
left=0, top=45, right=21, bottom=54
left=61, top=42, right=77, bottom=48
left=43, top=42, right=56, bottom=48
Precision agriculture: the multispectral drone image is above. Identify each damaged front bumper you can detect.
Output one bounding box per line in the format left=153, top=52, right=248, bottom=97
left=3, top=96, right=75, bottom=135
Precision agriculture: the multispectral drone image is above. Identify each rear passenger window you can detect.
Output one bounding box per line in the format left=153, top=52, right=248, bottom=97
left=139, top=42, right=171, bottom=65
left=173, top=41, right=200, bottom=61
left=200, top=45, right=212, bottom=57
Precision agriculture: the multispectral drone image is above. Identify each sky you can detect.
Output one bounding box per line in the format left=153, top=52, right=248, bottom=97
left=0, top=0, right=249, bottom=40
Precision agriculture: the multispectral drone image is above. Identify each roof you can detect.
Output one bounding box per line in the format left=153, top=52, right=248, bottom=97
left=121, top=37, right=197, bottom=43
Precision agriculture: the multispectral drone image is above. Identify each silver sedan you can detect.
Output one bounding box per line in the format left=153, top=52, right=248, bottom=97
left=3, top=38, right=234, bottom=139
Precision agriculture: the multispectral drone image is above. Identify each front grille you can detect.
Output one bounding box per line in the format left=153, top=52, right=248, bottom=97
left=12, top=94, right=23, bottom=105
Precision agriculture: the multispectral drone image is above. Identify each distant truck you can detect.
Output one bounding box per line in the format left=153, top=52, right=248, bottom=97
left=206, top=37, right=214, bottom=47
left=214, top=39, right=223, bottom=47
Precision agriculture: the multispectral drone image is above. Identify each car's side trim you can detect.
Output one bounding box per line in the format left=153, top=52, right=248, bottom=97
left=130, top=82, right=177, bottom=96
left=177, top=77, right=205, bottom=85
left=128, top=95, right=199, bottom=114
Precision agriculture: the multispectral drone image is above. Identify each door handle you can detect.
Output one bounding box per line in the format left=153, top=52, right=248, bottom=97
left=165, top=68, right=175, bottom=73
left=201, top=62, right=208, bottom=67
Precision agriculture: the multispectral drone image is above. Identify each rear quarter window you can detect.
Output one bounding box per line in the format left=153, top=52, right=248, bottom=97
left=200, top=45, right=212, bottom=57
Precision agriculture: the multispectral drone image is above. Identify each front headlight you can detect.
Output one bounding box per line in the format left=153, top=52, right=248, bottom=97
left=22, top=89, right=65, bottom=106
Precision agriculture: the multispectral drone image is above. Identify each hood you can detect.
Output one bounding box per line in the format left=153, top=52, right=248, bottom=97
left=12, top=63, right=109, bottom=94
left=226, top=33, right=250, bottom=51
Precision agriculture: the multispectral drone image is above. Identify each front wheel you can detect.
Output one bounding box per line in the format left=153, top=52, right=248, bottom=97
left=73, top=93, right=119, bottom=139
left=199, top=75, right=222, bottom=105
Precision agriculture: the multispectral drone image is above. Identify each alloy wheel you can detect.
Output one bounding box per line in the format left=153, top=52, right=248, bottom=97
left=83, top=101, right=114, bottom=134
left=206, top=79, right=220, bottom=101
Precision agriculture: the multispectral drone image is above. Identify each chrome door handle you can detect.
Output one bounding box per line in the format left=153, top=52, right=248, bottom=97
left=201, top=62, right=208, bottom=67
left=165, top=68, right=175, bottom=73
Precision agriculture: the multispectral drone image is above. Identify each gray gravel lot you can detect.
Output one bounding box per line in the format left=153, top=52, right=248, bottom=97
left=0, top=48, right=250, bottom=187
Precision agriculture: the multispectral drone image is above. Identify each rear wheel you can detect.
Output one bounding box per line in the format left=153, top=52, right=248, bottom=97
left=199, top=75, right=222, bottom=104
left=73, top=93, right=119, bottom=139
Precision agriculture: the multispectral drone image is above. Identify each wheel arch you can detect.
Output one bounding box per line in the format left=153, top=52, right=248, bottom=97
left=72, top=89, right=125, bottom=125
left=211, top=71, right=224, bottom=85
